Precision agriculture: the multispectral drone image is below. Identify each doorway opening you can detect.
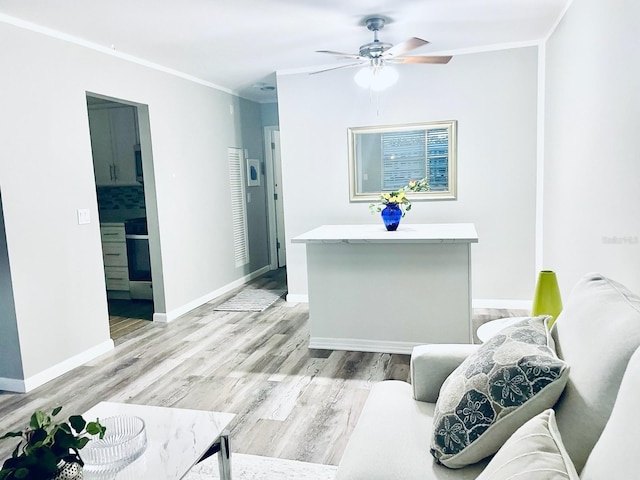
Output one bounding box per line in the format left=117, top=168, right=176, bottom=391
left=86, top=93, right=165, bottom=339
left=0, top=191, right=23, bottom=381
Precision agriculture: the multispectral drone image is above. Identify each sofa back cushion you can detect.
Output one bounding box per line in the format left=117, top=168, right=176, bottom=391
left=580, top=346, right=640, bottom=479
left=551, top=273, right=640, bottom=472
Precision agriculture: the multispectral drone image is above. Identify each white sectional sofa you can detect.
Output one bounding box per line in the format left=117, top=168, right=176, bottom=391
left=336, top=273, right=640, bottom=479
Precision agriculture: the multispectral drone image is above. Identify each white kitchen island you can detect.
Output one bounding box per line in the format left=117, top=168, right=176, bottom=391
left=292, top=223, right=478, bottom=354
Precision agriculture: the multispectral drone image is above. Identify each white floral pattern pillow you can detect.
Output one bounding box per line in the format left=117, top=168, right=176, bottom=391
left=430, top=316, right=570, bottom=468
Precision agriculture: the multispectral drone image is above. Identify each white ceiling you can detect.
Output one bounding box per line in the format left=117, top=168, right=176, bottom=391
left=0, top=0, right=570, bottom=103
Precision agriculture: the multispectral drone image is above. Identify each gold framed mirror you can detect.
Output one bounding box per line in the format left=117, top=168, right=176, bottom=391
left=348, top=120, right=457, bottom=202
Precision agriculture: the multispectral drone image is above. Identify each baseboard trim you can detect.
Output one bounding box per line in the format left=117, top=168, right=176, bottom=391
left=309, top=337, right=419, bottom=355
left=285, top=293, right=308, bottom=303
left=0, top=339, right=115, bottom=393
left=161, top=265, right=271, bottom=323
left=0, top=376, right=27, bottom=393
left=153, top=312, right=168, bottom=323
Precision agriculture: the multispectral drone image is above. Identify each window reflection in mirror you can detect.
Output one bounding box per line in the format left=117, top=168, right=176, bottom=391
left=348, top=120, right=457, bottom=202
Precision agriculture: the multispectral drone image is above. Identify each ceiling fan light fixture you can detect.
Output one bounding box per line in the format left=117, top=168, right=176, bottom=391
left=354, top=65, right=398, bottom=91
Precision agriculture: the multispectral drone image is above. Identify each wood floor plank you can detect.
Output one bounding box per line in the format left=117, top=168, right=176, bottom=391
left=254, top=357, right=326, bottom=422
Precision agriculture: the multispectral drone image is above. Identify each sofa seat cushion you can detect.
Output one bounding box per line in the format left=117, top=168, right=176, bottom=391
left=476, top=409, right=578, bottom=480
left=336, top=380, right=487, bottom=480
left=431, top=316, right=570, bottom=468
left=551, top=273, right=640, bottom=472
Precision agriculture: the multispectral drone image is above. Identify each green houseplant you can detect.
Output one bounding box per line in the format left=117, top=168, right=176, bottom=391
left=0, top=406, right=106, bottom=480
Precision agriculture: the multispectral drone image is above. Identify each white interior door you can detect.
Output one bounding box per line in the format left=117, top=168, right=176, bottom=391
left=265, top=127, right=286, bottom=269
left=272, top=130, right=286, bottom=268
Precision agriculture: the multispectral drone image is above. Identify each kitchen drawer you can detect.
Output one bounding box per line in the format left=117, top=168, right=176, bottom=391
left=105, top=266, right=129, bottom=291
left=100, top=225, right=126, bottom=243
left=102, top=242, right=128, bottom=267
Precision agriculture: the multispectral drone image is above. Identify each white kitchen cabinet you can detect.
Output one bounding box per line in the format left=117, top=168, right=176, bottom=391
left=100, top=224, right=129, bottom=294
left=100, top=224, right=126, bottom=243
left=88, top=108, right=113, bottom=185
left=102, top=242, right=128, bottom=267
left=88, top=106, right=139, bottom=186
left=105, top=267, right=129, bottom=291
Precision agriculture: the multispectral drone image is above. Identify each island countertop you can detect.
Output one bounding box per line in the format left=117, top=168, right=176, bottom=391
left=291, top=223, right=478, bottom=244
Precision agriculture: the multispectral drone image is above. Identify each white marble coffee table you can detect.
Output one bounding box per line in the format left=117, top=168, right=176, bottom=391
left=82, top=402, right=236, bottom=480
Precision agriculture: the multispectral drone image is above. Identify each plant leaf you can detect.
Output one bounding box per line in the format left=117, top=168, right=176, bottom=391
left=51, top=406, right=63, bottom=417
left=29, top=428, right=47, bottom=446
left=11, top=442, right=21, bottom=458
left=53, top=428, right=77, bottom=450
left=13, top=468, right=29, bottom=479
left=29, top=410, right=46, bottom=429
left=36, top=447, right=61, bottom=475
left=58, top=423, right=72, bottom=434
left=86, top=421, right=105, bottom=438
left=69, top=415, right=86, bottom=434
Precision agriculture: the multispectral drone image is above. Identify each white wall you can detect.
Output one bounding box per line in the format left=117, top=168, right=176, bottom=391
left=261, top=102, right=279, bottom=127
left=277, top=47, right=539, bottom=305
left=0, top=20, right=269, bottom=387
left=544, top=0, right=640, bottom=295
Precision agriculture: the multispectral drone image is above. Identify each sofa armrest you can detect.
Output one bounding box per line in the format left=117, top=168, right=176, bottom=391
left=411, top=344, right=480, bottom=402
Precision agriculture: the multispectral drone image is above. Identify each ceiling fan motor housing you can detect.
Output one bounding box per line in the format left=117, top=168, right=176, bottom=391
left=360, top=16, right=393, bottom=58
left=359, top=41, right=393, bottom=58
left=365, top=16, right=387, bottom=32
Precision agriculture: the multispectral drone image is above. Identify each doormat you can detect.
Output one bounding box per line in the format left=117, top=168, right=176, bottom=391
left=214, top=289, right=287, bottom=312
left=186, top=453, right=337, bottom=480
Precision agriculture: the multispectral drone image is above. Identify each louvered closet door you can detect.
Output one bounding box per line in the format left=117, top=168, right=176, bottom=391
left=228, top=147, right=249, bottom=267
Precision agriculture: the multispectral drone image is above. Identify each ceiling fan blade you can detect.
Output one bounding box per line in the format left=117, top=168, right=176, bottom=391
left=316, top=50, right=363, bottom=60
left=390, top=55, right=453, bottom=64
left=382, top=37, right=429, bottom=58
left=309, top=62, right=366, bottom=75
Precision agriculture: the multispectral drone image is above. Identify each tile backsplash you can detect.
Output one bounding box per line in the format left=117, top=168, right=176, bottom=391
left=97, top=185, right=145, bottom=210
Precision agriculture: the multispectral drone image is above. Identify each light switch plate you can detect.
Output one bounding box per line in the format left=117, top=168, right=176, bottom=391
left=77, top=209, right=90, bottom=225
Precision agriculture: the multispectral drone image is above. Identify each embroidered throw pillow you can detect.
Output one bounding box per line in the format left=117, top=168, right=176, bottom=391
left=430, top=316, right=570, bottom=468
left=476, top=409, right=578, bottom=480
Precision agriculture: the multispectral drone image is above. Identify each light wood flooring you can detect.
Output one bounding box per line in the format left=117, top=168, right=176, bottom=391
left=0, top=268, right=526, bottom=466
left=107, top=298, right=153, bottom=342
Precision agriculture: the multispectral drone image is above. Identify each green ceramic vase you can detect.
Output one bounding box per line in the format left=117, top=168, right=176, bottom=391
left=531, top=270, right=563, bottom=327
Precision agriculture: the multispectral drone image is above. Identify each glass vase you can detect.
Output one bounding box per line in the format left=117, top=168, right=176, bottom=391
left=381, top=203, right=402, bottom=231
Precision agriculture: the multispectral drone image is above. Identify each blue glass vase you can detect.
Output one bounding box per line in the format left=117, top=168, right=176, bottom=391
left=381, top=203, right=402, bottom=231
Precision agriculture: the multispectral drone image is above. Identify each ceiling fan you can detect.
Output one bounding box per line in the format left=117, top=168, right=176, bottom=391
left=312, top=16, right=452, bottom=76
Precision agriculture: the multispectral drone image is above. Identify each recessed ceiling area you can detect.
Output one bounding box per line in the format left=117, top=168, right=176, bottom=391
left=0, top=0, right=571, bottom=103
